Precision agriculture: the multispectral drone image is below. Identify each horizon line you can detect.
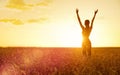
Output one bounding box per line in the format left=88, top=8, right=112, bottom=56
left=0, top=46, right=120, bottom=48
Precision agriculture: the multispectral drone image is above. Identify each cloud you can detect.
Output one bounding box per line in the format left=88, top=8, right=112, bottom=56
left=0, top=0, right=51, bottom=25
left=6, top=0, right=53, bottom=10
left=0, top=18, right=47, bottom=25
left=35, top=0, right=53, bottom=6
left=0, top=19, right=23, bottom=25
left=27, top=18, right=47, bottom=23
left=6, top=0, right=28, bottom=10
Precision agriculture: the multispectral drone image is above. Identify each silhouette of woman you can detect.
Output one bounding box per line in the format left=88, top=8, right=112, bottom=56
left=76, top=9, right=98, bottom=56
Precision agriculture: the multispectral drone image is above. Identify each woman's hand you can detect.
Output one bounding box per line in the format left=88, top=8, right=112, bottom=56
left=95, top=9, right=98, bottom=14
left=76, top=8, right=79, bottom=14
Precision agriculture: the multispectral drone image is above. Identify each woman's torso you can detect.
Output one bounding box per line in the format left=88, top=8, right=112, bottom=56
left=82, top=27, right=92, bottom=41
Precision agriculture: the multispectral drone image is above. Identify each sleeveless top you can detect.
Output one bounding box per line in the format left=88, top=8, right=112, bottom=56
left=82, top=27, right=92, bottom=41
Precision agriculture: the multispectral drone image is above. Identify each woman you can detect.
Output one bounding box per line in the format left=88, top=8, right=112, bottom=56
left=76, top=9, right=98, bottom=56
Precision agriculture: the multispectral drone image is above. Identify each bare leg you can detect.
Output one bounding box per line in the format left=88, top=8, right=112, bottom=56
left=87, top=41, right=91, bottom=56
left=82, top=44, right=87, bottom=56
left=87, top=46, right=91, bottom=56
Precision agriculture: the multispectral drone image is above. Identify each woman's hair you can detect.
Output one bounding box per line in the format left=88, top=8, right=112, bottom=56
left=84, top=19, right=90, bottom=26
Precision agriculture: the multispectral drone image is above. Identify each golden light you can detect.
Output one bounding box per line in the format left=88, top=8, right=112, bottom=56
left=0, top=0, right=120, bottom=47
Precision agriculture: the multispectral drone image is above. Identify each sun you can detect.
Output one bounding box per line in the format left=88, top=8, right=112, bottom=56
left=45, top=23, right=82, bottom=47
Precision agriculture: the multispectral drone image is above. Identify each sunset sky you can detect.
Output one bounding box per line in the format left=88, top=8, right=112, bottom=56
left=0, top=0, right=120, bottom=47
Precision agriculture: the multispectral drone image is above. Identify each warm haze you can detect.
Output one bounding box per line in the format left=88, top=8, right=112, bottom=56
left=0, top=0, right=120, bottom=47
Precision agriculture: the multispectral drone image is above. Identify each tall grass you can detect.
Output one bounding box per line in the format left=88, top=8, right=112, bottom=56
left=0, top=47, right=120, bottom=75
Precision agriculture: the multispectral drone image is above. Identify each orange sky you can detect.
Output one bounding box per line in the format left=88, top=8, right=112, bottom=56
left=0, top=0, right=120, bottom=47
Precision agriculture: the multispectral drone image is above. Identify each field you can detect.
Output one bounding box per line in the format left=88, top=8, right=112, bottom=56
left=0, top=47, right=120, bottom=75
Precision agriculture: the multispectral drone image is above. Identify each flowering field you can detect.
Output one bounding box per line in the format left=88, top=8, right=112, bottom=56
left=0, top=47, right=120, bottom=75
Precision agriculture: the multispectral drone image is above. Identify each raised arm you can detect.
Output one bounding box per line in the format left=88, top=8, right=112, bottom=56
left=91, top=9, right=98, bottom=28
left=76, top=9, right=84, bottom=29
